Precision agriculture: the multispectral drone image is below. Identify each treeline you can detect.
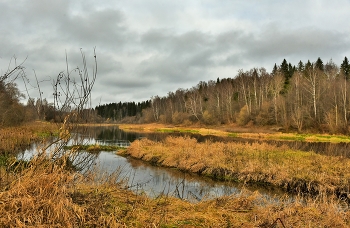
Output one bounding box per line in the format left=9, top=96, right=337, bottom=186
left=3, top=56, right=350, bottom=134
left=100, top=56, right=350, bottom=133
left=95, top=101, right=151, bottom=122
left=1, top=76, right=99, bottom=126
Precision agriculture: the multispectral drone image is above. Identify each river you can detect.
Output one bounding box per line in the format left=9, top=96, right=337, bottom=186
left=18, top=125, right=350, bottom=202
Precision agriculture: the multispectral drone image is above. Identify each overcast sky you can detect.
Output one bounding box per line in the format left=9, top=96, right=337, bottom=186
left=1, top=0, right=350, bottom=107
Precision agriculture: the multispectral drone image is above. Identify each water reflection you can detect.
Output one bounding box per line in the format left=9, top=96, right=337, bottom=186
left=19, top=125, right=350, bottom=202
left=79, top=125, right=350, bottom=157
left=95, top=151, right=243, bottom=201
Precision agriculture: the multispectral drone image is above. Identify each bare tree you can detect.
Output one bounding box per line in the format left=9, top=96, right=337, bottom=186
left=185, top=87, right=202, bottom=121
left=270, top=72, right=284, bottom=124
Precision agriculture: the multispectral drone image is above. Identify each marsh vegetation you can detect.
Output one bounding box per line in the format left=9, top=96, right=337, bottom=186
left=3, top=124, right=350, bottom=227
left=3, top=53, right=350, bottom=226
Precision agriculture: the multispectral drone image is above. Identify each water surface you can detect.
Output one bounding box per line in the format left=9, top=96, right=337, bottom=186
left=19, top=125, right=350, bottom=202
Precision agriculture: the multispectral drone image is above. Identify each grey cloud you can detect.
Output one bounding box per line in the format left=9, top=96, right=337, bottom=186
left=244, top=26, right=350, bottom=65
left=2, top=0, right=350, bottom=106
left=138, top=55, right=208, bottom=84
left=141, top=30, right=213, bottom=54
left=169, top=31, right=212, bottom=55
left=216, top=26, right=350, bottom=69
left=215, top=30, right=252, bottom=52
left=60, top=9, right=130, bottom=47
left=138, top=30, right=216, bottom=86
left=140, top=29, right=172, bottom=50
left=100, top=76, right=153, bottom=89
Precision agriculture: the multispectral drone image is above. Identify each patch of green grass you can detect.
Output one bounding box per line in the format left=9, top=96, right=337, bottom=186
left=156, top=129, right=176, bottom=133
left=156, top=128, right=199, bottom=134
left=228, top=133, right=238, bottom=137
left=326, top=135, right=350, bottom=142
left=178, top=129, right=199, bottom=133
left=64, top=144, right=122, bottom=152
left=315, top=135, right=332, bottom=139
left=278, top=135, right=305, bottom=141
left=36, top=131, right=58, bottom=138
left=0, top=155, right=10, bottom=167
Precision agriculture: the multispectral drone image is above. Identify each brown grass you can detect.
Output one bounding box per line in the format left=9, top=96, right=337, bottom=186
left=2, top=158, right=350, bottom=227
left=2, top=122, right=350, bottom=227
left=0, top=121, right=57, bottom=155
left=118, top=123, right=350, bottom=143
left=123, top=136, right=350, bottom=198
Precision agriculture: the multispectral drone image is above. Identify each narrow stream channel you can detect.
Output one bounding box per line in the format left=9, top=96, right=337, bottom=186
left=18, top=125, right=350, bottom=202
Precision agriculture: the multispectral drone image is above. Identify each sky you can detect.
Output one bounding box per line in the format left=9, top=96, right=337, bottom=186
left=1, top=0, right=350, bottom=107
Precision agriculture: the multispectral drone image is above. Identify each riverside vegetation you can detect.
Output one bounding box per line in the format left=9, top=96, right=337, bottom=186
left=1, top=123, right=350, bottom=227
left=122, top=135, right=350, bottom=199
left=3, top=52, right=350, bottom=226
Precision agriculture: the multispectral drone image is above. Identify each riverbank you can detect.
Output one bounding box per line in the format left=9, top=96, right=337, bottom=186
left=2, top=122, right=350, bottom=226
left=0, top=121, right=58, bottom=156
left=117, top=123, right=350, bottom=143
left=2, top=157, right=349, bottom=227
left=121, top=135, right=350, bottom=200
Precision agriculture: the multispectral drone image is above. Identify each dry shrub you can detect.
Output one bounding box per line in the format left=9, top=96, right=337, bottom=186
left=171, top=111, right=189, bottom=125
left=236, top=105, right=250, bottom=126
left=202, top=110, right=217, bottom=125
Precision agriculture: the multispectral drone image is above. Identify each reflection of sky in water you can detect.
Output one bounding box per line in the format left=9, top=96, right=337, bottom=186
left=17, top=127, right=288, bottom=202
left=95, top=151, right=240, bottom=201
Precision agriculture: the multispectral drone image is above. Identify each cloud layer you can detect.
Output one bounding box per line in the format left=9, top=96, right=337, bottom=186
left=1, top=0, right=350, bottom=106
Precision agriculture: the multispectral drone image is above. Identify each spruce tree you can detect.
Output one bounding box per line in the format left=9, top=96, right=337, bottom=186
left=288, top=63, right=295, bottom=77
left=315, top=57, right=324, bottom=71
left=297, top=60, right=304, bottom=72
left=272, top=63, right=278, bottom=75
left=280, top=59, right=292, bottom=93
left=280, top=59, right=289, bottom=78
left=305, top=60, right=312, bottom=72
left=341, top=56, right=350, bottom=80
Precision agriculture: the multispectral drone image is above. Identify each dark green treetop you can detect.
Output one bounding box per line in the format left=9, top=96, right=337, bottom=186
left=315, top=57, right=324, bottom=72
left=341, top=56, right=350, bottom=79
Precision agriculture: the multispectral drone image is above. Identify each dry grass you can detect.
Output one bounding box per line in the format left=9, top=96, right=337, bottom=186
left=123, top=136, right=350, bottom=198
left=118, top=123, right=350, bottom=143
left=2, top=122, right=350, bottom=227
left=0, top=121, right=57, bottom=155
left=2, top=158, right=350, bottom=227
left=1, top=159, right=82, bottom=227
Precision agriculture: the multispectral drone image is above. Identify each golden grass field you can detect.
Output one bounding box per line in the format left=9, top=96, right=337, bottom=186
left=1, top=122, right=350, bottom=227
